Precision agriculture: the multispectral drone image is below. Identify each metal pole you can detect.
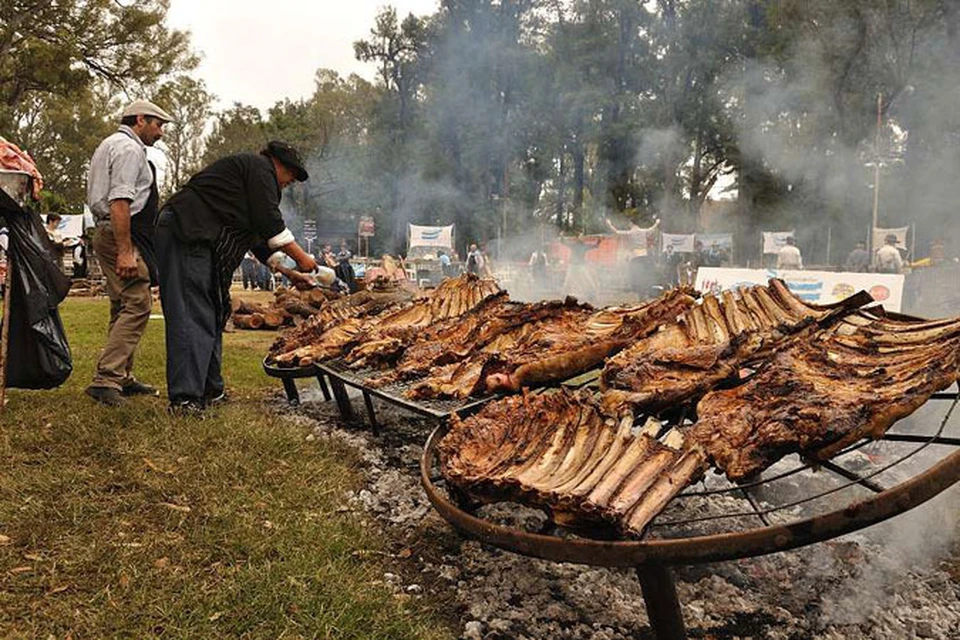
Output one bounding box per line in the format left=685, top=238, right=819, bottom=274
left=910, top=224, right=916, bottom=264
left=636, top=564, right=687, bottom=639
left=826, top=226, right=832, bottom=268
left=870, top=93, right=883, bottom=255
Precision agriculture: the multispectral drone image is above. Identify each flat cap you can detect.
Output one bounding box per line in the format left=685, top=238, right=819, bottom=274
left=121, top=99, right=174, bottom=123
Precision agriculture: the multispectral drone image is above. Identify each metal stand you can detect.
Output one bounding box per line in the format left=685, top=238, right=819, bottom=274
left=636, top=564, right=686, bottom=639
left=262, top=359, right=332, bottom=406
left=328, top=376, right=355, bottom=422
left=362, top=390, right=379, bottom=435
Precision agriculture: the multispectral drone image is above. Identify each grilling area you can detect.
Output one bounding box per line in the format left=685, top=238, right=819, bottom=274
left=263, top=272, right=960, bottom=639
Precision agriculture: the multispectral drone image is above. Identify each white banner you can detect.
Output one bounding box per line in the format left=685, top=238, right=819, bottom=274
left=42, top=214, right=84, bottom=239
left=694, top=267, right=905, bottom=313
left=872, top=226, right=909, bottom=253
left=696, top=233, right=734, bottom=251
left=762, top=231, right=794, bottom=254
left=408, top=223, right=454, bottom=248
left=662, top=233, right=696, bottom=253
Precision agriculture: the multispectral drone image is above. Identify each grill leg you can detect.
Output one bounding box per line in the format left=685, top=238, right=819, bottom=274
left=329, top=378, right=355, bottom=422
left=362, top=390, right=379, bottom=436
left=281, top=378, right=300, bottom=405
left=316, top=374, right=331, bottom=401
left=636, top=564, right=686, bottom=640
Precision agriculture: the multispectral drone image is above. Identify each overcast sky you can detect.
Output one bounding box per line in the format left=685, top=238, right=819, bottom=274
left=165, top=0, right=440, bottom=111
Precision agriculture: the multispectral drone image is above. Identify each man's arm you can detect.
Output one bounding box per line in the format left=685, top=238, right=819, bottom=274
left=280, top=241, right=317, bottom=272
left=109, top=199, right=138, bottom=278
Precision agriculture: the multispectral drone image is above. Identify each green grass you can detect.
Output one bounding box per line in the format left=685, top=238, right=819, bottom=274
left=0, top=297, right=453, bottom=639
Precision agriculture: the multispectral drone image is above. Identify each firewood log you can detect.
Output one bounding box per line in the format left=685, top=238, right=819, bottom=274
left=231, top=299, right=268, bottom=315
left=261, top=311, right=286, bottom=329
left=233, top=313, right=264, bottom=329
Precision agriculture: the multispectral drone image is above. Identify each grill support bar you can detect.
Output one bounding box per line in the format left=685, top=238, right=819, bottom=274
left=816, top=459, right=886, bottom=494
left=636, top=564, right=686, bottom=640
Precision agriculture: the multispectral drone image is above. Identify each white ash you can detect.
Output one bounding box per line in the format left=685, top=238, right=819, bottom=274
left=270, top=391, right=960, bottom=639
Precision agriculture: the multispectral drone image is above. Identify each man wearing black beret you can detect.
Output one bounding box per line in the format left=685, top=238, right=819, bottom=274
left=157, top=141, right=317, bottom=414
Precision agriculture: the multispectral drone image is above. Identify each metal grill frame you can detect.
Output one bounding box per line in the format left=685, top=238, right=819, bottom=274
left=420, top=386, right=960, bottom=639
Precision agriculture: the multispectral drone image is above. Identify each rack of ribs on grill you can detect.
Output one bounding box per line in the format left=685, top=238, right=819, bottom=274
left=270, top=273, right=501, bottom=368
left=267, top=285, right=416, bottom=366
left=438, top=389, right=708, bottom=537
left=407, top=287, right=697, bottom=401
left=688, top=308, right=960, bottom=481
left=365, top=294, right=592, bottom=387
left=341, top=274, right=503, bottom=368
left=600, top=279, right=872, bottom=416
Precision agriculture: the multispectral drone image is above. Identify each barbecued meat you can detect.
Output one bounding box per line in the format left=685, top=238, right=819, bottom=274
left=268, top=286, right=415, bottom=366
left=408, top=287, right=696, bottom=400
left=270, top=318, right=367, bottom=367
left=342, top=274, right=502, bottom=368
left=689, top=309, right=960, bottom=480
left=365, top=295, right=590, bottom=387
left=269, top=273, right=500, bottom=368
left=438, top=389, right=707, bottom=537
left=600, top=280, right=871, bottom=415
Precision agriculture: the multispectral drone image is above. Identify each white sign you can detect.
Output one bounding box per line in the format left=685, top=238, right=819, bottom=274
left=662, top=233, right=696, bottom=253
left=408, top=223, right=454, bottom=248
left=696, top=233, right=733, bottom=251
left=694, top=267, right=906, bottom=313
left=42, top=214, right=84, bottom=239
left=762, top=231, right=794, bottom=254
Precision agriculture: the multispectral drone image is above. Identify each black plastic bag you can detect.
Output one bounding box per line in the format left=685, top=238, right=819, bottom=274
left=0, top=190, right=72, bottom=389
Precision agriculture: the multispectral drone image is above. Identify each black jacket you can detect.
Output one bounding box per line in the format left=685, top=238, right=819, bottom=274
left=163, top=153, right=286, bottom=248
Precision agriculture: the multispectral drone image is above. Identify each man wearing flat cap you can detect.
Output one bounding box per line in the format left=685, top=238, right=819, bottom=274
left=85, top=98, right=172, bottom=406
left=156, top=141, right=317, bottom=414
left=876, top=233, right=904, bottom=274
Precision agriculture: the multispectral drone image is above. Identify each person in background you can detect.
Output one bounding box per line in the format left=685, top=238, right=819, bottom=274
left=240, top=250, right=258, bottom=289
left=479, top=244, right=494, bottom=277
left=335, top=239, right=356, bottom=292
left=876, top=234, right=904, bottom=274
left=529, top=246, right=549, bottom=289
left=661, top=244, right=682, bottom=285
left=321, top=243, right=337, bottom=269
left=844, top=241, right=870, bottom=272
left=437, top=248, right=453, bottom=279
left=929, top=238, right=946, bottom=265
left=776, top=236, right=803, bottom=270
left=44, top=213, right=65, bottom=272
left=605, top=217, right=651, bottom=296
left=465, top=243, right=484, bottom=275
left=157, top=140, right=317, bottom=414
left=704, top=242, right=725, bottom=267
left=561, top=233, right=600, bottom=301
left=71, top=238, right=87, bottom=279
left=84, top=99, right=172, bottom=407
left=44, top=213, right=64, bottom=248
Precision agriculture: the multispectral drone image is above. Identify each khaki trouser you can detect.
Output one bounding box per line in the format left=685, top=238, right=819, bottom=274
left=89, top=225, right=152, bottom=390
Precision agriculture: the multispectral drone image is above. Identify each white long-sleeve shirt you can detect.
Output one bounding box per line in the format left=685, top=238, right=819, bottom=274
left=777, top=244, right=803, bottom=270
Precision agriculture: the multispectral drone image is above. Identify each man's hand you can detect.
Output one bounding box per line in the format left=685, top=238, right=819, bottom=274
left=116, top=248, right=139, bottom=279
left=286, top=270, right=316, bottom=291
left=296, top=255, right=317, bottom=272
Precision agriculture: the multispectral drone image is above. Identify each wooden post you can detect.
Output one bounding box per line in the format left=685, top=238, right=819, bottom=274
left=0, top=253, right=13, bottom=411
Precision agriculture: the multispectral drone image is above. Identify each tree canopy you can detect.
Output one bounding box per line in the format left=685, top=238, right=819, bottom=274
left=7, top=0, right=959, bottom=262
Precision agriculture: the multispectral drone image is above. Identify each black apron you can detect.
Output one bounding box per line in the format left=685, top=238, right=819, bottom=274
left=130, top=161, right=160, bottom=285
